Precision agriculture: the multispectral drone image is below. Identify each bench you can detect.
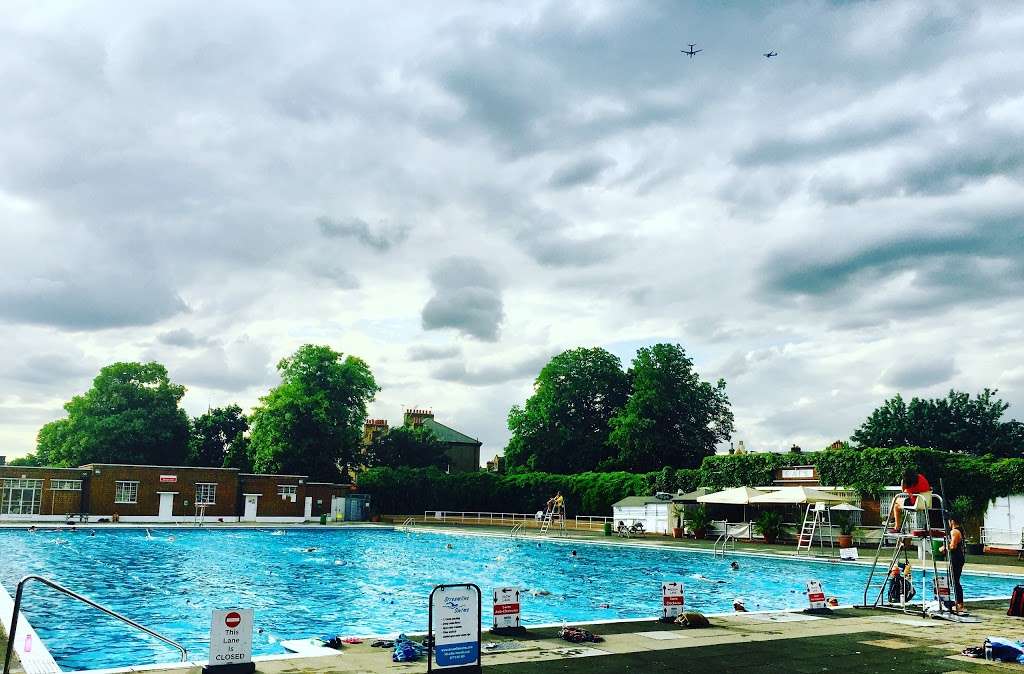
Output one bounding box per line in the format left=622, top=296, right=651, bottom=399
left=65, top=512, right=90, bottom=523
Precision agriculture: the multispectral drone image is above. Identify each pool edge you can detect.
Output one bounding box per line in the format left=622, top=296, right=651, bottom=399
left=0, top=581, right=62, bottom=674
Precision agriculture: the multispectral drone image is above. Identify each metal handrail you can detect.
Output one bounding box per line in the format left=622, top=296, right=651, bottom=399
left=713, top=533, right=736, bottom=558
left=510, top=522, right=525, bottom=538
left=3, top=575, right=188, bottom=674
left=401, top=517, right=416, bottom=531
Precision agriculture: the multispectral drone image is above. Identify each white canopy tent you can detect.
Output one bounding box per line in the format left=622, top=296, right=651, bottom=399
left=697, top=487, right=767, bottom=505
left=829, top=502, right=864, bottom=512
left=748, top=487, right=846, bottom=505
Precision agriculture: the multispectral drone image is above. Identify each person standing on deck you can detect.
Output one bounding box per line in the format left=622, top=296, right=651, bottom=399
left=940, top=515, right=967, bottom=613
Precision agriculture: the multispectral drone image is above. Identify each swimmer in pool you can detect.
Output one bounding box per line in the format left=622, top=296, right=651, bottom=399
left=446, top=543, right=453, bottom=550
left=730, top=561, right=740, bottom=571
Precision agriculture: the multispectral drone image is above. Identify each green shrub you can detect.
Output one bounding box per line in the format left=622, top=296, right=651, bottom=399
left=358, top=446, right=1024, bottom=517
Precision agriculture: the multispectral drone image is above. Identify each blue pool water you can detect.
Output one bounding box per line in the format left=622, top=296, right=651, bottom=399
left=0, top=527, right=1018, bottom=671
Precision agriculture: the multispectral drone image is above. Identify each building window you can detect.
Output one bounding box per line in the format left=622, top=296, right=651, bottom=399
left=115, top=481, right=139, bottom=504
left=195, top=483, right=217, bottom=505
left=50, top=479, right=82, bottom=491
left=277, top=485, right=297, bottom=502
left=1, top=479, right=43, bottom=515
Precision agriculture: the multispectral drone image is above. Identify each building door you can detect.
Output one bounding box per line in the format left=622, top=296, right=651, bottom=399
left=243, top=495, right=258, bottom=522
left=158, top=492, right=175, bottom=521
left=1, top=479, right=43, bottom=515
left=304, top=496, right=313, bottom=520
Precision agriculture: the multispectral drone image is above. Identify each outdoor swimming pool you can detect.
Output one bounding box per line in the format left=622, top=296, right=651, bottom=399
left=0, top=527, right=1019, bottom=671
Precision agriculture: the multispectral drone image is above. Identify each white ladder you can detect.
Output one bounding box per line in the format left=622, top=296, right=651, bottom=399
left=797, top=502, right=834, bottom=555
left=401, top=517, right=416, bottom=532
left=538, top=507, right=566, bottom=537
left=510, top=522, right=525, bottom=539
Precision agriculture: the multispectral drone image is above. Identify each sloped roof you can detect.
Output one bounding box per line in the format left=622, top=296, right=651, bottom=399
left=422, top=417, right=481, bottom=446
left=612, top=495, right=671, bottom=508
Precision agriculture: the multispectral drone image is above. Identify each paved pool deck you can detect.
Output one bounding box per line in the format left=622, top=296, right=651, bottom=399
left=40, top=601, right=1021, bottom=674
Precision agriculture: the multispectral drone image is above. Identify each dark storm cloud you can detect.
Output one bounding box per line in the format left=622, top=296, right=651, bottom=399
left=421, top=257, right=504, bottom=341
left=736, top=115, right=925, bottom=166
left=760, top=213, right=1024, bottom=310
left=158, top=328, right=213, bottom=349
left=317, top=216, right=411, bottom=252
left=431, top=352, right=550, bottom=386
left=881, top=357, right=958, bottom=389
left=8, top=353, right=95, bottom=387
left=0, top=270, right=188, bottom=330
left=548, top=155, right=616, bottom=189
left=408, top=344, right=461, bottom=361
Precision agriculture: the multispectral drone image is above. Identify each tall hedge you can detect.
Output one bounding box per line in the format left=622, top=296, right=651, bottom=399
left=359, top=447, right=1024, bottom=516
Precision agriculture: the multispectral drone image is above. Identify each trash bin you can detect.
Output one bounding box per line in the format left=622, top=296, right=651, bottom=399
left=932, top=539, right=945, bottom=560
left=319, top=514, right=327, bottom=525
left=603, top=522, right=612, bottom=536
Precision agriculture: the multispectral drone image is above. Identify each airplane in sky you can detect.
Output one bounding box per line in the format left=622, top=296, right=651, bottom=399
left=763, top=51, right=778, bottom=58
left=681, top=43, right=702, bottom=58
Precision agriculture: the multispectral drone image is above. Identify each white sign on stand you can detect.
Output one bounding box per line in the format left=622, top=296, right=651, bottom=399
left=492, top=587, right=521, bottom=629
left=429, top=584, right=481, bottom=672
left=662, top=581, right=685, bottom=618
left=806, top=581, right=826, bottom=610
left=208, top=609, right=254, bottom=671
left=839, top=547, right=859, bottom=561
left=935, top=575, right=951, bottom=601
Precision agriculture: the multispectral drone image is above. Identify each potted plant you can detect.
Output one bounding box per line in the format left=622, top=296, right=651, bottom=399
left=835, top=514, right=855, bottom=548
left=671, top=503, right=685, bottom=539
left=754, top=511, right=783, bottom=545
left=684, top=504, right=712, bottom=540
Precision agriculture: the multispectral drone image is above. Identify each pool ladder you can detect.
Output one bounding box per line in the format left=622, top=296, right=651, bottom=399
left=401, top=517, right=416, bottom=532
left=510, top=522, right=525, bottom=539
left=3, top=575, right=188, bottom=674
left=714, top=533, right=736, bottom=558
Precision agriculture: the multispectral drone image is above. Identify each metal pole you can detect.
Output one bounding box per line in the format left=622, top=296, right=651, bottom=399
left=2, top=581, right=24, bottom=674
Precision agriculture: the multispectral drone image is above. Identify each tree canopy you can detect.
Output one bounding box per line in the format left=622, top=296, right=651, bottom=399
left=852, top=389, right=1024, bottom=457
left=249, top=344, right=379, bottom=481
left=608, top=343, right=734, bottom=471
left=505, top=347, right=629, bottom=473
left=364, top=425, right=448, bottom=469
left=33, top=362, right=189, bottom=467
left=186, top=404, right=248, bottom=468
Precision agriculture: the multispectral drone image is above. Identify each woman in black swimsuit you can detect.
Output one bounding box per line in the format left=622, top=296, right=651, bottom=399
left=941, top=515, right=966, bottom=613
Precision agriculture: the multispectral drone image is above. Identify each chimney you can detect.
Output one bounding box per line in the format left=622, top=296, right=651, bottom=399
left=404, top=408, right=434, bottom=427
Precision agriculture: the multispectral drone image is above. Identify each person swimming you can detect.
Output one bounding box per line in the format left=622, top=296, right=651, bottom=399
left=730, top=561, right=740, bottom=571
left=733, top=598, right=748, bottom=612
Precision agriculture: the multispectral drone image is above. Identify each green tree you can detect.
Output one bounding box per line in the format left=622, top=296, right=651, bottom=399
left=365, top=425, right=448, bottom=469
left=608, top=343, right=734, bottom=471
left=186, top=405, right=248, bottom=468
left=505, top=347, right=628, bottom=473
left=222, top=435, right=253, bottom=472
left=34, top=362, right=189, bottom=466
left=249, top=344, right=379, bottom=481
left=852, top=389, right=1022, bottom=457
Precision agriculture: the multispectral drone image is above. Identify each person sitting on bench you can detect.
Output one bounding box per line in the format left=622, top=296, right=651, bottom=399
left=890, top=469, right=932, bottom=533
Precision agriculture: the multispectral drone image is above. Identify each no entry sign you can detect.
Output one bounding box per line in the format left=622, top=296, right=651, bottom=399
left=662, top=581, right=684, bottom=618
left=492, top=588, right=521, bottom=629
left=208, top=609, right=254, bottom=674
left=806, top=580, right=826, bottom=610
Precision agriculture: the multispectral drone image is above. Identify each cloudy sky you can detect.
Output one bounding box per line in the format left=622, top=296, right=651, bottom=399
left=2, top=1, right=1023, bottom=464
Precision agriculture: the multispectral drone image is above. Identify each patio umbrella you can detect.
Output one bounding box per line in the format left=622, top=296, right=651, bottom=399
left=829, top=502, right=864, bottom=512
left=697, top=486, right=767, bottom=523
left=748, top=486, right=846, bottom=505
left=697, top=486, right=767, bottom=505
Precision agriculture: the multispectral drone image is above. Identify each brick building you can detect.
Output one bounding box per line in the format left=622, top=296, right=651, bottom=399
left=0, top=463, right=354, bottom=523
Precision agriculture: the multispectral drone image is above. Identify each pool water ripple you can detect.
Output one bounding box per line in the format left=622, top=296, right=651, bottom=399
left=0, top=527, right=1017, bottom=671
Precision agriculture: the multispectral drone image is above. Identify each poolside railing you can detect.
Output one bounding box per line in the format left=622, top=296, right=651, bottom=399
left=424, top=511, right=537, bottom=527
left=574, top=515, right=614, bottom=531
